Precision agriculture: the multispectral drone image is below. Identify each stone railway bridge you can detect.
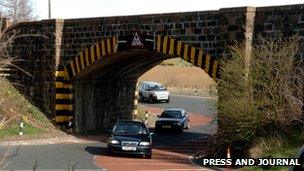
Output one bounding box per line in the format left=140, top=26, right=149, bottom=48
left=2, top=4, right=304, bottom=133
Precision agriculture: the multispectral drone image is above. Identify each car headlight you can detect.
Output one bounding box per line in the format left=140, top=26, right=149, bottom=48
left=139, top=141, right=150, bottom=146
left=109, top=139, right=120, bottom=145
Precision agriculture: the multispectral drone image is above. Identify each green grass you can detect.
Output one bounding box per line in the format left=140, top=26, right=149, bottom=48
left=262, top=145, right=299, bottom=158
left=260, top=133, right=304, bottom=158
left=160, top=58, right=193, bottom=67
left=137, top=108, right=157, bottom=127
left=26, top=104, right=51, bottom=125
left=0, top=122, right=45, bottom=138
left=241, top=132, right=304, bottom=171
left=0, top=78, right=53, bottom=139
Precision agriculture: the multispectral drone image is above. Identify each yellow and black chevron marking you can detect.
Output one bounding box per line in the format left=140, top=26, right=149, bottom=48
left=54, top=70, right=74, bottom=123
left=156, top=35, right=219, bottom=80
left=55, top=35, right=219, bottom=124
left=133, top=82, right=139, bottom=120
left=55, top=36, right=118, bottom=123
left=64, top=36, right=118, bottom=80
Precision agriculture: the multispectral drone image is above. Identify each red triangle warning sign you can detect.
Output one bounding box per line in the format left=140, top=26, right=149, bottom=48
left=131, top=32, right=143, bottom=47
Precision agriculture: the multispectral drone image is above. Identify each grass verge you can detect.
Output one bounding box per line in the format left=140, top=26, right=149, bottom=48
left=242, top=132, right=304, bottom=170
left=137, top=108, right=157, bottom=128
left=160, top=58, right=193, bottom=67
left=0, top=79, right=55, bottom=139
left=0, top=122, right=45, bottom=138
left=259, top=133, right=304, bottom=158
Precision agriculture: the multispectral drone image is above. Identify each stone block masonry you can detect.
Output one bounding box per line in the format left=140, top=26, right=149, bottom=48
left=74, top=80, right=136, bottom=133
left=3, top=4, right=304, bottom=133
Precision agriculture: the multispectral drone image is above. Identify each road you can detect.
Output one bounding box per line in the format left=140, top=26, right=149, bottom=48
left=139, top=94, right=217, bottom=136
left=1, top=94, right=217, bottom=170
left=140, top=94, right=217, bottom=117
left=1, top=143, right=104, bottom=170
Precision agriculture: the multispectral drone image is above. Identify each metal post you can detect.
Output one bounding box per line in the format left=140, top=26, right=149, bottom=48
left=48, top=0, right=51, bottom=19
left=145, top=110, right=148, bottom=125
left=19, top=119, right=24, bottom=135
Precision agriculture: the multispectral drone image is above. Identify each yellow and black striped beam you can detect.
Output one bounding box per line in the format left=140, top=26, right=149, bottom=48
left=54, top=70, right=74, bottom=123
left=133, top=82, right=139, bottom=120
left=64, top=36, right=118, bottom=80
left=155, top=35, right=219, bottom=80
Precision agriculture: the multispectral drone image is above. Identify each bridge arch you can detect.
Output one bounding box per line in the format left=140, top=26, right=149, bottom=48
left=54, top=32, right=219, bottom=133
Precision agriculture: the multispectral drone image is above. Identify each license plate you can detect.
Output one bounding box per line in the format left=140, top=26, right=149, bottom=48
left=122, top=146, right=137, bottom=151
left=162, top=125, right=171, bottom=128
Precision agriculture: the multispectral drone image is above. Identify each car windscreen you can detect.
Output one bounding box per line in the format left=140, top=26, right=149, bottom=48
left=160, top=111, right=182, bottom=118
left=113, top=122, right=148, bottom=135
left=150, top=85, right=166, bottom=91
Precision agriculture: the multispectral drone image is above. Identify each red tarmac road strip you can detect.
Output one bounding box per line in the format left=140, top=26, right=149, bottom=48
left=140, top=107, right=213, bottom=127
left=0, top=106, right=213, bottom=170
left=94, top=107, right=213, bottom=170
left=94, top=149, right=208, bottom=171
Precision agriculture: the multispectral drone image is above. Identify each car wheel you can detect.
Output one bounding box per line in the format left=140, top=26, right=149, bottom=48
left=149, top=96, right=154, bottom=103
left=107, top=148, right=113, bottom=156
left=165, top=98, right=170, bottom=103
left=178, top=126, right=183, bottom=134
left=145, top=154, right=152, bottom=159
left=155, top=127, right=160, bottom=134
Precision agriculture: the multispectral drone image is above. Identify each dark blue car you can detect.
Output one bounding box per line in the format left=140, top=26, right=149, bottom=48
left=155, top=108, right=189, bottom=133
left=107, top=120, right=152, bottom=159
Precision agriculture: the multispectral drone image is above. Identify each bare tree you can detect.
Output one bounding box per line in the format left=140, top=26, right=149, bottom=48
left=0, top=27, right=16, bottom=170
left=0, top=0, right=37, bottom=23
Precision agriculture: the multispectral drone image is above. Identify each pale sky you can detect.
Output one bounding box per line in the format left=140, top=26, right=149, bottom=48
left=32, top=0, right=304, bottom=19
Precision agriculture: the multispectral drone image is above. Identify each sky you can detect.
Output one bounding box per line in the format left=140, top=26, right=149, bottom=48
left=32, top=0, right=304, bottom=19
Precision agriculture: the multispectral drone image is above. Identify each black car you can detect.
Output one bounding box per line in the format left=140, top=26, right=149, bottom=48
left=155, top=108, right=189, bottom=133
left=107, top=120, right=152, bottom=158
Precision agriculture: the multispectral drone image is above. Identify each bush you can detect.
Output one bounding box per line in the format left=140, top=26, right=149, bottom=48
left=216, top=37, right=304, bottom=155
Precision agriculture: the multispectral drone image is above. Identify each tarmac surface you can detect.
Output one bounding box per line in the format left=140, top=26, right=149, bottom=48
left=0, top=94, right=217, bottom=170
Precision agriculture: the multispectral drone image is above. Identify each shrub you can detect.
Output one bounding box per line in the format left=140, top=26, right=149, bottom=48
left=216, top=37, right=304, bottom=154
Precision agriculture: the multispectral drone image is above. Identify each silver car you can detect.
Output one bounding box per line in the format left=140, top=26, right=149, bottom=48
left=138, top=81, right=170, bottom=103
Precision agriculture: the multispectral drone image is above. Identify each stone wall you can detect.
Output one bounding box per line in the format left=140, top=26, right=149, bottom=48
left=4, top=4, right=304, bottom=132
left=58, top=10, right=221, bottom=68
left=74, top=80, right=136, bottom=133
left=7, top=20, right=59, bottom=115
left=217, top=7, right=256, bottom=59
left=254, top=4, right=304, bottom=58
